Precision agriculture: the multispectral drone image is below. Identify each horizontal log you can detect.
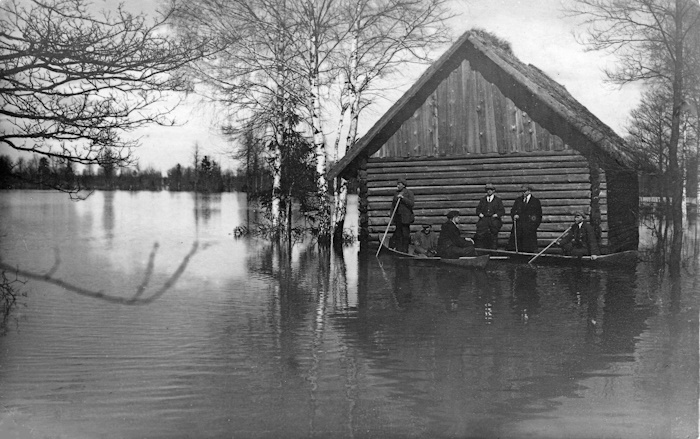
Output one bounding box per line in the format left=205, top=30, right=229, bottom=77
left=369, top=208, right=609, bottom=219
left=368, top=169, right=595, bottom=184
left=368, top=198, right=602, bottom=208
left=368, top=214, right=607, bottom=227
left=368, top=175, right=594, bottom=188
left=366, top=152, right=587, bottom=168
left=366, top=232, right=608, bottom=246
left=367, top=162, right=588, bottom=179
left=368, top=187, right=597, bottom=198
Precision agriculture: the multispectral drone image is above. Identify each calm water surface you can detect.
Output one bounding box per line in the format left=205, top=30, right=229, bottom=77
left=0, top=190, right=697, bottom=439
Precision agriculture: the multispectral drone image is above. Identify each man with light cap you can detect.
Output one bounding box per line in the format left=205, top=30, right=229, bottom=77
left=437, top=210, right=476, bottom=258
left=474, top=183, right=505, bottom=249
left=556, top=211, right=600, bottom=258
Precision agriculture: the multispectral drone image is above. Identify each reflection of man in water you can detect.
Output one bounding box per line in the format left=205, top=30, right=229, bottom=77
left=510, top=266, right=539, bottom=323
left=393, top=261, right=412, bottom=308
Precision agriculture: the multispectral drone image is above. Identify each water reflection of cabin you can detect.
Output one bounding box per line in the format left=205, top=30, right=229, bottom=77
left=328, top=30, right=639, bottom=252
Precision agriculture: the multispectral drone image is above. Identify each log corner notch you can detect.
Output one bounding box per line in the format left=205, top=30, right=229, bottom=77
left=329, top=29, right=640, bottom=253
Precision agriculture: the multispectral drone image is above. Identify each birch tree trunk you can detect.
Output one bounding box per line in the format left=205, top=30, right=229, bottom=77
left=332, top=28, right=360, bottom=244
left=308, top=32, right=331, bottom=241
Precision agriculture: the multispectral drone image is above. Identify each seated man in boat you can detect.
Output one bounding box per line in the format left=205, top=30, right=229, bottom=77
left=556, top=211, right=600, bottom=258
left=437, top=210, right=476, bottom=258
left=412, top=223, right=438, bottom=257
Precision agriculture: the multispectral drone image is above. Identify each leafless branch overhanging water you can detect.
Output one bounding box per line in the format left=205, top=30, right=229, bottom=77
left=0, top=241, right=200, bottom=305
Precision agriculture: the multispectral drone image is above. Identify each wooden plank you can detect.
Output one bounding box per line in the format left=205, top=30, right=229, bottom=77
left=437, top=79, right=449, bottom=156
left=464, top=63, right=479, bottom=154
left=492, top=84, right=507, bottom=154
left=475, top=71, right=489, bottom=153
left=483, top=79, right=498, bottom=153
left=504, top=98, right=518, bottom=153
left=447, top=68, right=460, bottom=155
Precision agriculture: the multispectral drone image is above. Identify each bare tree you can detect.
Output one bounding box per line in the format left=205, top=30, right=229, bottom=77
left=567, top=0, right=700, bottom=275
left=170, top=0, right=310, bottom=228
left=329, top=0, right=453, bottom=243
left=169, top=0, right=452, bottom=242
left=0, top=0, right=210, bottom=173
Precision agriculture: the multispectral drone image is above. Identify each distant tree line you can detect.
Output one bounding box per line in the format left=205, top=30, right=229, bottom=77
left=0, top=154, right=246, bottom=193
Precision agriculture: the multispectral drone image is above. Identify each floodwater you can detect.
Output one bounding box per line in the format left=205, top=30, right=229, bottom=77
left=0, top=190, right=697, bottom=439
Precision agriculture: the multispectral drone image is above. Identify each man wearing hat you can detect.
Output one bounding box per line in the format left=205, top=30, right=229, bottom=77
left=389, top=177, right=415, bottom=252
left=474, top=183, right=505, bottom=249
left=556, top=211, right=600, bottom=258
left=507, top=184, right=542, bottom=252
left=437, top=210, right=476, bottom=258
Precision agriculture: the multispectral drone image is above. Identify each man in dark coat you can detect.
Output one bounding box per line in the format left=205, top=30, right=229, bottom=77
left=507, top=184, right=542, bottom=253
left=557, top=211, right=600, bottom=258
left=474, top=183, right=505, bottom=249
left=389, top=177, right=414, bottom=252
left=437, top=210, right=476, bottom=258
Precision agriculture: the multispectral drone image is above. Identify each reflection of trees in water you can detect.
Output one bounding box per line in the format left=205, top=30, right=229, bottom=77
left=0, top=242, right=200, bottom=306
left=193, top=193, right=222, bottom=230
left=102, top=191, right=115, bottom=244
left=639, top=204, right=700, bottom=276
left=215, top=241, right=680, bottom=435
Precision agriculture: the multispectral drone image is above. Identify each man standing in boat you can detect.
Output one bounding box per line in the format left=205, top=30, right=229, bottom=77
left=437, top=210, right=476, bottom=258
left=474, top=183, right=505, bottom=249
left=556, top=211, right=600, bottom=258
left=389, top=177, right=415, bottom=253
left=507, top=184, right=542, bottom=253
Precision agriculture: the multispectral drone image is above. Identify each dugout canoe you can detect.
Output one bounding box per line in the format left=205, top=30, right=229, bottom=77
left=379, top=244, right=490, bottom=269
left=474, top=248, right=639, bottom=267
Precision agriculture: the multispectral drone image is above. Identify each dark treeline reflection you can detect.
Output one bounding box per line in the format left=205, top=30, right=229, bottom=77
left=228, top=221, right=694, bottom=437
left=639, top=203, right=700, bottom=276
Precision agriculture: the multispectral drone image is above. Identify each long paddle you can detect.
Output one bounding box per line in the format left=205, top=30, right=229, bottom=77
left=528, top=225, right=572, bottom=264
left=376, top=200, right=401, bottom=257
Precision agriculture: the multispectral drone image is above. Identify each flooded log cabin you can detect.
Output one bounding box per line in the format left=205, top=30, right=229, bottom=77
left=329, top=30, right=640, bottom=253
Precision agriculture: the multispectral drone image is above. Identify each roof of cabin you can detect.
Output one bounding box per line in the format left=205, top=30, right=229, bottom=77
left=328, top=30, right=635, bottom=180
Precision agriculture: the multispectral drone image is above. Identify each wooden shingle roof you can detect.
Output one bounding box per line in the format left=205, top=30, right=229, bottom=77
left=328, top=30, right=634, bottom=180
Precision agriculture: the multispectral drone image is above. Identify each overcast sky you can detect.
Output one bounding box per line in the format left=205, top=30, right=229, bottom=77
left=2, top=0, right=643, bottom=172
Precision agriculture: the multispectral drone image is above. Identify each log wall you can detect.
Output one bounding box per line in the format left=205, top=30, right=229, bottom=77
left=364, top=151, right=609, bottom=249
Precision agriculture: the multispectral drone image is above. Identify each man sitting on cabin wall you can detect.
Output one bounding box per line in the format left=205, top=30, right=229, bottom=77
left=412, top=223, right=438, bottom=256
left=437, top=210, right=476, bottom=258
left=556, top=212, right=600, bottom=258
left=474, top=183, right=505, bottom=250
left=507, top=184, right=542, bottom=253
left=388, top=177, right=415, bottom=253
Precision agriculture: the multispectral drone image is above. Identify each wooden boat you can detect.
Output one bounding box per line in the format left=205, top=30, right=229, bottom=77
left=379, top=244, right=490, bottom=269
left=474, top=248, right=639, bottom=267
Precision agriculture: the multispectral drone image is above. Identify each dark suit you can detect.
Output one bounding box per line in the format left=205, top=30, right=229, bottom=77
left=389, top=187, right=414, bottom=252
left=559, top=221, right=600, bottom=256
left=474, top=195, right=505, bottom=249
left=507, top=194, right=542, bottom=253
left=437, top=220, right=475, bottom=258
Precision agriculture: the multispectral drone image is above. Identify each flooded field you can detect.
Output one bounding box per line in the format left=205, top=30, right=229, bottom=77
left=0, top=190, right=697, bottom=438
